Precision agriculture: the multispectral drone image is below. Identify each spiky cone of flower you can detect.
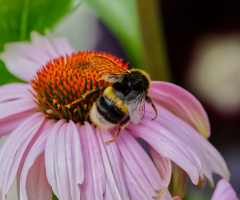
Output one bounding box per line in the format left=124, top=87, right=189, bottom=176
left=0, top=32, right=230, bottom=200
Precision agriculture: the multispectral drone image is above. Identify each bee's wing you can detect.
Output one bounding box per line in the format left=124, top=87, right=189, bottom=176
left=90, top=56, right=129, bottom=82
left=125, top=91, right=146, bottom=124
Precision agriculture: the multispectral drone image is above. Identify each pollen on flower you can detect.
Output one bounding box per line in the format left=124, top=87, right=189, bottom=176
left=31, top=51, right=128, bottom=123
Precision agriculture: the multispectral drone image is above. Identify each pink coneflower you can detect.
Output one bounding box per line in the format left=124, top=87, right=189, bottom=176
left=0, top=32, right=230, bottom=200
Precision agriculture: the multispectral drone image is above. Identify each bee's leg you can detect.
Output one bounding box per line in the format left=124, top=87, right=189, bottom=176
left=65, top=87, right=106, bottom=108
left=105, top=116, right=131, bottom=144
left=145, top=96, right=158, bottom=120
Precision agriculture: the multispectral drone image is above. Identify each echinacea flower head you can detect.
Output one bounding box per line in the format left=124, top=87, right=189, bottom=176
left=0, top=32, right=230, bottom=200
left=31, top=51, right=120, bottom=123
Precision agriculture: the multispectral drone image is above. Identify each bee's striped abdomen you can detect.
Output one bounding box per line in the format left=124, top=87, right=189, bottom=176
left=97, top=95, right=125, bottom=123
left=90, top=86, right=128, bottom=129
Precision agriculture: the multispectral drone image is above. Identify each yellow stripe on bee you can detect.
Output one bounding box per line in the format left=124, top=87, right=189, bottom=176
left=104, top=86, right=128, bottom=113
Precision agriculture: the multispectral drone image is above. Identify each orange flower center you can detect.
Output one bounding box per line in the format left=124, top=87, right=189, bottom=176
left=31, top=51, right=128, bottom=123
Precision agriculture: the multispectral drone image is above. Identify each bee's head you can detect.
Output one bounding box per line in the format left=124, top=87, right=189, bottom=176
left=127, top=69, right=150, bottom=91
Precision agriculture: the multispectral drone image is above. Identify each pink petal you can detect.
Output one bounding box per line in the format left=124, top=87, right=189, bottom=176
left=150, top=147, right=172, bottom=186
left=77, top=124, right=94, bottom=200
left=50, top=37, right=75, bottom=58
left=32, top=31, right=74, bottom=58
left=0, top=31, right=74, bottom=82
left=123, top=166, right=151, bottom=200
left=44, top=120, right=65, bottom=197
left=124, top=161, right=172, bottom=200
left=79, top=122, right=105, bottom=200
left=1, top=43, right=47, bottom=82
left=129, top=104, right=230, bottom=185
left=0, top=83, right=37, bottom=122
left=150, top=81, right=210, bottom=138
left=25, top=153, right=52, bottom=200
left=128, top=119, right=201, bottom=184
left=19, top=120, right=55, bottom=200
left=116, top=129, right=171, bottom=199
left=0, top=98, right=37, bottom=119
left=150, top=104, right=230, bottom=182
left=96, top=128, right=129, bottom=200
left=45, top=120, right=83, bottom=200
left=0, top=83, right=33, bottom=103
left=31, top=32, right=64, bottom=59
left=0, top=83, right=36, bottom=137
left=104, top=182, right=116, bottom=200
left=211, top=179, right=238, bottom=200
left=0, top=113, right=45, bottom=199
left=0, top=110, right=35, bottom=136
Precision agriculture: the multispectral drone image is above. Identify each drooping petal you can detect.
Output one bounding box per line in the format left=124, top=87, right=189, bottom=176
left=96, top=128, right=129, bottom=200
left=128, top=119, right=201, bottom=184
left=104, top=182, right=116, bottom=200
left=19, top=120, right=55, bottom=200
left=150, top=147, right=172, bottom=186
left=66, top=122, right=84, bottom=194
left=44, top=120, right=65, bottom=198
left=123, top=166, right=153, bottom=200
left=79, top=122, right=105, bottom=200
left=116, top=129, right=171, bottom=200
left=211, top=179, right=238, bottom=200
left=25, top=153, right=52, bottom=200
left=0, top=31, right=74, bottom=82
left=77, top=124, right=94, bottom=200
left=149, top=127, right=186, bottom=198
left=129, top=104, right=230, bottom=185
left=151, top=104, right=230, bottom=183
left=45, top=120, right=83, bottom=200
left=149, top=81, right=210, bottom=138
left=0, top=112, right=45, bottom=199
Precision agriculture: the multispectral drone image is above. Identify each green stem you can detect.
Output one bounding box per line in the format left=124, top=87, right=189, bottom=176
left=136, top=0, right=171, bottom=82
left=169, top=162, right=187, bottom=198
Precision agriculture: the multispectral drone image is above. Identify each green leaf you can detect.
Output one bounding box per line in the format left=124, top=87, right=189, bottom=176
left=0, top=0, right=81, bottom=85
left=0, top=0, right=81, bottom=52
left=85, top=0, right=145, bottom=68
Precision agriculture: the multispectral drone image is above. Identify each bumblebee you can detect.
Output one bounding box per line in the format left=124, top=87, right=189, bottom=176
left=67, top=56, right=157, bottom=144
